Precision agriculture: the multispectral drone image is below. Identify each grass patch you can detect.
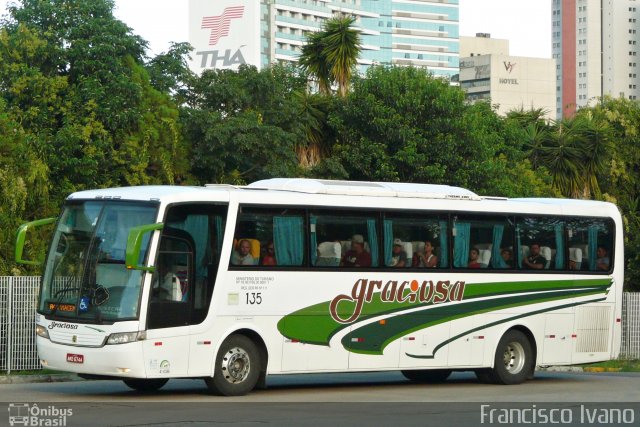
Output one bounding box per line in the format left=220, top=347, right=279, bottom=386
left=577, top=359, right=640, bottom=372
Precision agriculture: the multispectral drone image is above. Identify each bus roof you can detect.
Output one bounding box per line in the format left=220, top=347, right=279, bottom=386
left=65, top=180, right=619, bottom=218
left=247, top=178, right=481, bottom=200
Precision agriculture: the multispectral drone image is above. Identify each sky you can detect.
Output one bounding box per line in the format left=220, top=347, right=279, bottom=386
left=0, top=0, right=552, bottom=59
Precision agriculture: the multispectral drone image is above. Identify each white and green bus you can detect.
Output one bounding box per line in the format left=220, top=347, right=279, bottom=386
left=15, top=178, right=623, bottom=395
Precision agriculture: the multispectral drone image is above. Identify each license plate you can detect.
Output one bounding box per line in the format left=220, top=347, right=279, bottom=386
left=66, top=353, right=84, bottom=364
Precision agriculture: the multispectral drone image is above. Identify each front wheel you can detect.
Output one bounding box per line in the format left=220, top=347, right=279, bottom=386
left=487, top=330, right=534, bottom=385
left=205, top=334, right=261, bottom=396
left=401, top=369, right=452, bottom=383
left=123, top=378, right=168, bottom=392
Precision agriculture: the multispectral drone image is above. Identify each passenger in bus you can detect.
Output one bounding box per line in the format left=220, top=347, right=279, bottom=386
left=231, top=239, right=255, bottom=266
left=389, top=239, right=407, bottom=267
left=153, top=258, right=183, bottom=302
left=522, top=243, right=545, bottom=270
left=468, top=248, right=482, bottom=268
left=413, top=240, right=438, bottom=268
left=261, top=241, right=276, bottom=266
left=342, top=234, right=371, bottom=267
left=500, top=249, right=513, bottom=268
left=596, top=245, right=610, bottom=271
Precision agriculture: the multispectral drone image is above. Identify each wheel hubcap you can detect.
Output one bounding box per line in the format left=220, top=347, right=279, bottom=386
left=221, top=347, right=250, bottom=384
left=502, top=341, right=525, bottom=374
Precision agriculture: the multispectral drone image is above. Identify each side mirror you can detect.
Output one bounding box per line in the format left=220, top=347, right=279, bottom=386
left=15, top=217, right=57, bottom=265
left=125, top=223, right=164, bottom=271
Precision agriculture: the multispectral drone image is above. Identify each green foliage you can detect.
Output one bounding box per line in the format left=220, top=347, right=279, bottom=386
left=183, top=65, right=306, bottom=184
left=0, top=0, right=187, bottom=273
left=321, top=66, right=554, bottom=198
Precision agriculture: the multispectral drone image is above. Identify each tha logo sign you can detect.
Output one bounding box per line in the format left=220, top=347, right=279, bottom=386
left=197, top=6, right=247, bottom=69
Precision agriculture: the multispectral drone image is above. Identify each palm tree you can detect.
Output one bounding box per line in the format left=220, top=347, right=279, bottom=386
left=580, top=113, right=612, bottom=199
left=322, top=15, right=361, bottom=96
left=299, top=31, right=332, bottom=95
left=522, top=122, right=550, bottom=170
left=543, top=118, right=587, bottom=198
left=292, top=91, right=329, bottom=168
left=299, top=15, right=361, bottom=96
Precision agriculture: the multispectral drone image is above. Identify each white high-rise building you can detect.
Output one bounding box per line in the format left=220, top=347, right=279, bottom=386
left=188, top=0, right=460, bottom=78
left=552, top=0, right=640, bottom=118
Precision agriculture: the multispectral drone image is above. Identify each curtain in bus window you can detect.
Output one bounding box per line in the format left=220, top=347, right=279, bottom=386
left=174, top=215, right=210, bottom=278
left=491, top=224, right=509, bottom=268
left=555, top=223, right=564, bottom=269
left=439, top=220, right=448, bottom=268
left=588, top=225, right=599, bottom=271
left=367, top=219, right=379, bottom=267
left=214, top=216, right=224, bottom=254
left=310, top=216, right=318, bottom=265
left=516, top=225, right=523, bottom=268
left=273, top=216, right=304, bottom=266
left=383, top=219, right=393, bottom=266
left=453, top=222, right=470, bottom=268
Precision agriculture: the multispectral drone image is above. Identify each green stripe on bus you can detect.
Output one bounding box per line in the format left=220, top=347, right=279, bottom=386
left=276, top=278, right=612, bottom=347
left=341, top=288, right=607, bottom=355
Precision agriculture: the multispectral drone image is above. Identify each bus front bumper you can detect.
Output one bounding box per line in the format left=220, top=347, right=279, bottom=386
left=37, top=336, right=147, bottom=378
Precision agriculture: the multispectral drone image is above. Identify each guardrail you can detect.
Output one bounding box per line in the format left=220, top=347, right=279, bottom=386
left=0, top=277, right=639, bottom=373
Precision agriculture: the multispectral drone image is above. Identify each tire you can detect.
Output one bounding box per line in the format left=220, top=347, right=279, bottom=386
left=487, top=330, right=534, bottom=385
left=401, top=369, right=452, bottom=383
left=123, top=378, right=168, bottom=392
left=205, top=334, right=262, bottom=396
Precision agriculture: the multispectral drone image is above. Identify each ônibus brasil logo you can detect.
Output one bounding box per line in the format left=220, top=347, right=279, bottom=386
left=329, top=278, right=466, bottom=324
left=197, top=6, right=246, bottom=69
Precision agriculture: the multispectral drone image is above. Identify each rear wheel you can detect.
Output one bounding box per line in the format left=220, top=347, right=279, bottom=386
left=487, top=330, right=534, bottom=385
left=401, top=369, right=452, bottom=383
left=205, top=334, right=261, bottom=396
left=123, top=378, right=168, bottom=392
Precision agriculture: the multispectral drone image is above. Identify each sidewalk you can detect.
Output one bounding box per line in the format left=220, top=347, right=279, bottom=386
left=0, top=373, right=81, bottom=384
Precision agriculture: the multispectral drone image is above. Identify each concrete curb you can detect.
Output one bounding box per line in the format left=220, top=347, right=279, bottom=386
left=537, top=366, right=584, bottom=373
left=0, top=374, right=82, bottom=384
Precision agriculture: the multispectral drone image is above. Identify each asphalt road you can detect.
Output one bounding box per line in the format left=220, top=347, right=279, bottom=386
left=1, top=371, right=639, bottom=426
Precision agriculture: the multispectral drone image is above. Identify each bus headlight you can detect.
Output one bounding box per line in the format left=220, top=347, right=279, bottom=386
left=36, top=325, right=49, bottom=339
left=106, top=331, right=146, bottom=345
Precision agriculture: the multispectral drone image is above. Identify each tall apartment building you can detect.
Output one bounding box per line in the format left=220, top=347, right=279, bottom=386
left=189, top=0, right=460, bottom=79
left=552, top=0, right=640, bottom=118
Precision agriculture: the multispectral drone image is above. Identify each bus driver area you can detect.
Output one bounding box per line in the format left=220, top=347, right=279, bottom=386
left=15, top=178, right=622, bottom=396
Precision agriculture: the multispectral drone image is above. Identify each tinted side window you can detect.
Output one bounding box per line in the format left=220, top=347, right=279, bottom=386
left=567, top=218, right=614, bottom=272
left=383, top=214, right=448, bottom=269
left=233, top=207, right=305, bottom=267
left=311, top=212, right=379, bottom=268
left=517, top=217, right=565, bottom=271
left=452, top=215, right=515, bottom=270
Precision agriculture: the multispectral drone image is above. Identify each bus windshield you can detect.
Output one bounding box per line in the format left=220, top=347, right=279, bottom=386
left=39, top=200, right=158, bottom=322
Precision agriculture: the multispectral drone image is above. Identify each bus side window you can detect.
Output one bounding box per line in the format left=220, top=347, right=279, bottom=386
left=452, top=216, right=514, bottom=270
left=517, top=217, right=564, bottom=270
left=567, top=218, right=614, bottom=272
left=233, top=207, right=305, bottom=268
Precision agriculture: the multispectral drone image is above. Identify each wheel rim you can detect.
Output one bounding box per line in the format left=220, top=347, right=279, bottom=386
left=221, top=346, right=251, bottom=384
left=502, top=341, right=525, bottom=374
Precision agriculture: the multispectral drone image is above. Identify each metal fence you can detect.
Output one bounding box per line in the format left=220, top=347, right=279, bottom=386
left=0, top=276, right=41, bottom=373
left=621, top=292, right=640, bottom=359
left=0, top=277, right=639, bottom=372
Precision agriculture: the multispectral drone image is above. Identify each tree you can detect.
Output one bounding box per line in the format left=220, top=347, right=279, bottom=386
left=299, top=15, right=361, bottom=96
left=319, top=66, right=555, bottom=197
left=1, top=0, right=188, bottom=198
left=182, top=65, right=305, bottom=184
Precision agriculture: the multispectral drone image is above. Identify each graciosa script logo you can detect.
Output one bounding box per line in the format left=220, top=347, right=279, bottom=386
left=329, top=278, right=466, bottom=324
